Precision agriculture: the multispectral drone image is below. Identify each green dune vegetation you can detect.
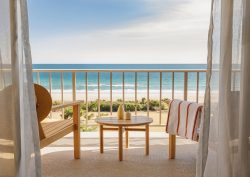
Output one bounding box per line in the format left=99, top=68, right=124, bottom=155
left=52, top=98, right=170, bottom=131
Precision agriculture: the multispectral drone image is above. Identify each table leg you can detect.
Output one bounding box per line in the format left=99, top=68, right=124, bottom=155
left=118, top=126, right=123, bottom=161
left=100, top=125, right=104, bottom=153
left=145, top=124, right=149, bottom=155
left=125, top=130, right=129, bottom=148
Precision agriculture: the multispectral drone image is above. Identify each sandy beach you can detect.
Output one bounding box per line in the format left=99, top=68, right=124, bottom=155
left=51, top=90, right=205, bottom=103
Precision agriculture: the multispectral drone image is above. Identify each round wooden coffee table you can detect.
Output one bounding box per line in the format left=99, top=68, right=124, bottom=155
left=95, top=116, right=153, bottom=161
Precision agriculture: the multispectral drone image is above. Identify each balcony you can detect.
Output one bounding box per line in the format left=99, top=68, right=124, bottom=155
left=41, top=132, right=197, bottom=177
left=33, top=69, right=206, bottom=177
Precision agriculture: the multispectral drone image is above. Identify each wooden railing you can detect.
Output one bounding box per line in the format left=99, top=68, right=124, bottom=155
left=33, top=69, right=207, bottom=127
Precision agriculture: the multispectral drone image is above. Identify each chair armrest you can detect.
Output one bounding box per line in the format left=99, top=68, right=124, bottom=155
left=51, top=100, right=84, bottom=111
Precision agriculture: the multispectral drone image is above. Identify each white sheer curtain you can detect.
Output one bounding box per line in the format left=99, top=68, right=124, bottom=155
left=0, top=0, right=41, bottom=177
left=197, top=0, right=250, bottom=177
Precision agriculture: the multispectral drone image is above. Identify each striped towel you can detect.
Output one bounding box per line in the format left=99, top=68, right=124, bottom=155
left=166, top=100, right=203, bottom=141
left=166, top=100, right=182, bottom=135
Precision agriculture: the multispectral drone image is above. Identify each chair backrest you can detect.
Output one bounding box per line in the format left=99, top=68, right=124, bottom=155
left=34, top=84, right=52, bottom=139
left=34, top=84, right=52, bottom=121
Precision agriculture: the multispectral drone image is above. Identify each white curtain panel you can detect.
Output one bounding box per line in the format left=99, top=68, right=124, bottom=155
left=0, top=0, right=41, bottom=177
left=197, top=0, right=250, bottom=177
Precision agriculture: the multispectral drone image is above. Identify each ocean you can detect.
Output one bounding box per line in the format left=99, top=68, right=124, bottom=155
left=32, top=64, right=207, bottom=101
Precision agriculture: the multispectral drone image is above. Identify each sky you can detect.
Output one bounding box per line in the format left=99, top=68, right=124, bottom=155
left=28, top=0, right=211, bottom=64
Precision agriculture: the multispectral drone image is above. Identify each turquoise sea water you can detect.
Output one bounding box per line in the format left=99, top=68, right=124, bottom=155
left=32, top=64, right=207, bottom=93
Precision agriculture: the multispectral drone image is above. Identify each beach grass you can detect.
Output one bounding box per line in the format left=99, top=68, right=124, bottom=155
left=50, top=98, right=170, bottom=131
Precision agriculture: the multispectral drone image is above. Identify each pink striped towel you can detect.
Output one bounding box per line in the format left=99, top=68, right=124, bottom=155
left=166, top=100, right=203, bottom=141
left=166, top=100, right=182, bottom=135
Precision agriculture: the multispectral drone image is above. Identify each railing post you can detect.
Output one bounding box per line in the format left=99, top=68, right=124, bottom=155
left=98, top=72, right=100, bottom=117
left=135, top=72, right=137, bottom=116
left=110, top=72, right=112, bottom=115
left=147, top=72, right=150, bottom=117
left=37, top=72, right=40, bottom=84
left=49, top=72, right=52, bottom=118
left=72, top=72, right=76, bottom=101
left=122, top=72, right=125, bottom=105
left=85, top=72, right=88, bottom=126
left=184, top=72, right=188, bottom=101
left=61, top=72, right=64, bottom=118
left=196, top=72, right=199, bottom=103
left=159, top=72, right=162, bottom=125
left=172, top=72, right=175, bottom=99
left=233, top=70, right=236, bottom=90
left=49, top=72, right=52, bottom=95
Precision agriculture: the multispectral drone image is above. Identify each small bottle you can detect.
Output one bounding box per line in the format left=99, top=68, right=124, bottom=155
left=117, top=104, right=124, bottom=120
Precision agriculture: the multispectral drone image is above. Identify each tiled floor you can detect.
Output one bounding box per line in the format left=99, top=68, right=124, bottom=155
left=42, top=132, right=197, bottom=177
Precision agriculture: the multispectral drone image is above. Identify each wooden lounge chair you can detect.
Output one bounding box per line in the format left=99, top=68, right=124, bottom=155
left=34, top=84, right=83, bottom=159
left=166, top=100, right=203, bottom=159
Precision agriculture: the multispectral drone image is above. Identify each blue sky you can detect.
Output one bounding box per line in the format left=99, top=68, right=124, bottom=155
left=28, top=0, right=151, bottom=36
left=28, top=0, right=211, bottom=64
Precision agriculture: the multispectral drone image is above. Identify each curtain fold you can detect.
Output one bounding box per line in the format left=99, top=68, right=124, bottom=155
left=196, top=0, right=214, bottom=176
left=0, top=0, right=41, bottom=177
left=197, top=0, right=250, bottom=177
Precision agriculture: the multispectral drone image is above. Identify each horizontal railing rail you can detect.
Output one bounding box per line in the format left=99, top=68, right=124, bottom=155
left=33, top=69, right=206, bottom=72
left=33, top=69, right=207, bottom=127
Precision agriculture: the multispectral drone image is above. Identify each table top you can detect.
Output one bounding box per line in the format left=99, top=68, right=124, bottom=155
left=95, top=116, right=153, bottom=126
